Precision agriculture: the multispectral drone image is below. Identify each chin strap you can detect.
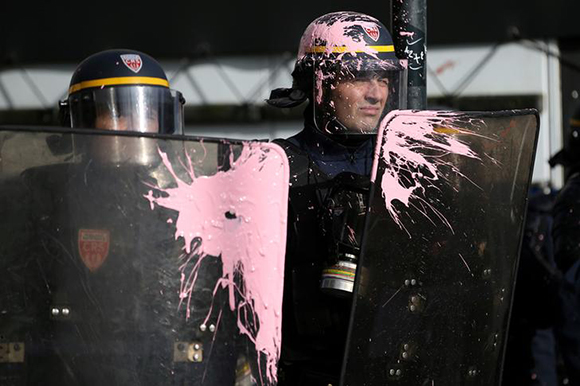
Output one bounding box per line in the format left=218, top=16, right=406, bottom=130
left=317, top=115, right=375, bottom=146
left=266, top=88, right=308, bottom=108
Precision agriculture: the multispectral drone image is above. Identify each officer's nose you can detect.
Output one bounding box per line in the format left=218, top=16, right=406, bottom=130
left=365, top=79, right=384, bottom=104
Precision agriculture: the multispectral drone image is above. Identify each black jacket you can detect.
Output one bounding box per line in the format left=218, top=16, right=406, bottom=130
left=275, top=125, right=374, bottom=385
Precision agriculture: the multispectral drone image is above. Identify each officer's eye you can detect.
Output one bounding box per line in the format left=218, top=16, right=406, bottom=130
left=145, top=109, right=159, bottom=121
left=352, top=78, right=368, bottom=84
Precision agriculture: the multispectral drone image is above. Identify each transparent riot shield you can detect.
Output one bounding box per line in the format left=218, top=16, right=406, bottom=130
left=341, top=110, right=539, bottom=385
left=0, top=126, right=288, bottom=386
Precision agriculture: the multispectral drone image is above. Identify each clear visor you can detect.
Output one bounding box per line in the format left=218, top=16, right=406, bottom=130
left=69, top=85, right=184, bottom=134
left=314, top=59, right=407, bottom=136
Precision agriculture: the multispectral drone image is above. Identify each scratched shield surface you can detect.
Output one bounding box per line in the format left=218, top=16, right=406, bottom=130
left=341, top=110, right=539, bottom=386
left=0, top=127, right=288, bottom=386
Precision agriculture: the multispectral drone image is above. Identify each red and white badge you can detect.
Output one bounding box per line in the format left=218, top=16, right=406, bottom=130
left=364, top=26, right=380, bottom=42
left=121, top=54, right=143, bottom=73
left=78, top=229, right=110, bottom=272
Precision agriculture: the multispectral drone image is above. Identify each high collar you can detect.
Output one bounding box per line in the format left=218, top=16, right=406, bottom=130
left=286, top=125, right=376, bottom=178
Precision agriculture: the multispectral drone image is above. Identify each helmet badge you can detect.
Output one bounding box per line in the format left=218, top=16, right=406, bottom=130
left=364, top=25, right=380, bottom=42
left=120, top=54, right=143, bottom=73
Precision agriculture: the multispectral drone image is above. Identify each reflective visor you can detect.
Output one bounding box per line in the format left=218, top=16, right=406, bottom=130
left=68, top=85, right=184, bottom=134
left=313, top=59, right=407, bottom=135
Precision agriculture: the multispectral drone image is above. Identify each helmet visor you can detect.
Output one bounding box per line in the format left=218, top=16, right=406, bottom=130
left=69, top=85, right=184, bottom=134
left=314, top=58, right=407, bottom=136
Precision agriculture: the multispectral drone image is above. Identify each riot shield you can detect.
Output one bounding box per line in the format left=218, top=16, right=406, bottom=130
left=341, top=110, right=539, bottom=385
left=0, top=126, right=289, bottom=386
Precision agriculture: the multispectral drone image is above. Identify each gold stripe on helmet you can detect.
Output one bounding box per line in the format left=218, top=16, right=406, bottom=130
left=69, top=76, right=170, bottom=94
left=307, top=45, right=395, bottom=53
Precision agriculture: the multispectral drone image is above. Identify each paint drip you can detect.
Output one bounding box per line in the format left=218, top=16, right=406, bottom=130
left=144, top=142, right=289, bottom=384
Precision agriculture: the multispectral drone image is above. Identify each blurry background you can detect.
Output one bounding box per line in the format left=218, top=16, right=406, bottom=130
left=1, top=0, right=579, bottom=188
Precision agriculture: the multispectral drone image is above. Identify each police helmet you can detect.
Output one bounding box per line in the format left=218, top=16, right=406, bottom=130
left=268, top=11, right=407, bottom=136
left=61, top=49, right=184, bottom=134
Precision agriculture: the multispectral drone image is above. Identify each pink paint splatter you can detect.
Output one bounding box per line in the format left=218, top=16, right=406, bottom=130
left=144, top=142, right=289, bottom=384
left=435, top=60, right=456, bottom=75
left=372, top=110, right=491, bottom=235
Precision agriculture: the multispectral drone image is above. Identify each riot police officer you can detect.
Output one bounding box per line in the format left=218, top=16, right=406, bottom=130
left=267, top=11, right=407, bottom=384
left=2, top=50, right=203, bottom=385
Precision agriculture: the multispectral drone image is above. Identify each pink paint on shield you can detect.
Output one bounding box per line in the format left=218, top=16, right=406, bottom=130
left=145, top=142, right=288, bottom=384
left=372, top=110, right=489, bottom=235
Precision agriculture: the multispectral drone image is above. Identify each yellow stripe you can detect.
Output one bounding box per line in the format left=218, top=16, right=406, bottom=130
left=69, top=76, right=169, bottom=94
left=307, top=45, right=395, bottom=54
left=324, top=268, right=356, bottom=277
left=570, top=118, right=580, bottom=127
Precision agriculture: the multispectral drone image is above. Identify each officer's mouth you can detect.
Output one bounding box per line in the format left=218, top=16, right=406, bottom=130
left=359, top=106, right=381, bottom=116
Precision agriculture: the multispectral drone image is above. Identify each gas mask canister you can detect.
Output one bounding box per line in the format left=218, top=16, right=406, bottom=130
left=320, top=172, right=370, bottom=297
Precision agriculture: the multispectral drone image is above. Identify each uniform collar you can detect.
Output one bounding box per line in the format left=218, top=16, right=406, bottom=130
left=289, top=125, right=375, bottom=162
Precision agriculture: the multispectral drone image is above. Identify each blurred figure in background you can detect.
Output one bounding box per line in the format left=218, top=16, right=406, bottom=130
left=549, top=106, right=580, bottom=385
left=503, top=183, right=560, bottom=386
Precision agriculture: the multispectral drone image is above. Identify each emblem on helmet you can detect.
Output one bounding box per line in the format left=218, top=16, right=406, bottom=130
left=364, top=26, right=380, bottom=42
left=78, top=229, right=110, bottom=272
left=121, top=54, right=143, bottom=73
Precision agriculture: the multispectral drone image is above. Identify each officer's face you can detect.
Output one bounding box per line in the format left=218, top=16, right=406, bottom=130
left=330, top=74, right=389, bottom=133
left=94, top=113, right=159, bottom=133
left=90, top=112, right=160, bottom=165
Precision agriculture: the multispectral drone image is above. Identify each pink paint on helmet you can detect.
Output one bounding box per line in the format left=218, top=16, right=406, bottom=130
left=297, top=15, right=384, bottom=60
left=291, top=11, right=408, bottom=135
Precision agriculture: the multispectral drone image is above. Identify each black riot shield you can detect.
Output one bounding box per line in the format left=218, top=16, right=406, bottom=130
left=0, top=126, right=288, bottom=386
left=341, top=110, right=539, bottom=385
